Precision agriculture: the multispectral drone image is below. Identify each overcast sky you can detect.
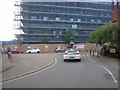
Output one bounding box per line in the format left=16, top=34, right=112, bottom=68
left=0, top=0, right=112, bottom=41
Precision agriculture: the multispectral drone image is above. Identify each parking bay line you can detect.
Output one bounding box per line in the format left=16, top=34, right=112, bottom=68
left=101, top=65, right=118, bottom=83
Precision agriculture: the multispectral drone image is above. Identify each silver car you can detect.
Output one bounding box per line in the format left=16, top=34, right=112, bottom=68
left=63, top=48, right=81, bottom=62
left=55, top=46, right=65, bottom=53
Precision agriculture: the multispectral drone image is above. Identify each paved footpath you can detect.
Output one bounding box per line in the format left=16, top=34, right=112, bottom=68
left=86, top=51, right=118, bottom=69
left=2, top=53, right=57, bottom=82
left=84, top=51, right=119, bottom=82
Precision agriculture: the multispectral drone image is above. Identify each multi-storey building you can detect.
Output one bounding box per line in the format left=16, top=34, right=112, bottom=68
left=15, top=1, right=112, bottom=44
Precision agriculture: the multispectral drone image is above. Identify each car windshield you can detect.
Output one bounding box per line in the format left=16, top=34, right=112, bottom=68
left=66, top=48, right=77, bottom=52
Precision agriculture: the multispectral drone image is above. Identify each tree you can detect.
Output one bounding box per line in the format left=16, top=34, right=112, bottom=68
left=88, top=23, right=120, bottom=58
left=88, top=23, right=120, bottom=46
left=42, top=36, right=48, bottom=44
left=13, top=35, right=23, bottom=46
left=65, top=28, right=73, bottom=44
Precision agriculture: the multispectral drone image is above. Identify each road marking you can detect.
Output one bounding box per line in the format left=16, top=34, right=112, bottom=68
left=101, top=66, right=118, bottom=83
left=82, top=54, right=85, bottom=57
left=2, top=57, right=57, bottom=84
left=87, top=58, right=96, bottom=63
left=87, top=53, right=89, bottom=57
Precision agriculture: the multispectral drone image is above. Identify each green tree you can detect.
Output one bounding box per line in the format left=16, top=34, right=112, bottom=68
left=88, top=23, right=120, bottom=46
left=88, top=23, right=120, bottom=58
left=13, top=35, right=23, bottom=46
left=65, top=28, right=73, bottom=44
left=42, top=36, right=48, bottom=44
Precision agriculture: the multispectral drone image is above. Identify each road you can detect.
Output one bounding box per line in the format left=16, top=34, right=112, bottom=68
left=2, top=52, right=118, bottom=88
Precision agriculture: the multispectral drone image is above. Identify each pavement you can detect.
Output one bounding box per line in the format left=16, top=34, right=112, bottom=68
left=1, top=52, right=119, bottom=83
left=86, top=51, right=118, bottom=69
left=1, top=53, right=57, bottom=82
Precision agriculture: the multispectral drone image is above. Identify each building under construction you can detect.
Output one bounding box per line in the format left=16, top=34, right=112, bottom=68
left=14, top=0, right=112, bottom=44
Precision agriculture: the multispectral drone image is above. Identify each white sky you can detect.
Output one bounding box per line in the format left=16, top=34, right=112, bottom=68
left=0, top=0, right=17, bottom=41
left=0, top=0, right=112, bottom=41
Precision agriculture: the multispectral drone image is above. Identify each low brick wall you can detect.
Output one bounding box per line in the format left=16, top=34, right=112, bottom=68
left=3, top=43, right=101, bottom=53
left=3, top=44, right=69, bottom=53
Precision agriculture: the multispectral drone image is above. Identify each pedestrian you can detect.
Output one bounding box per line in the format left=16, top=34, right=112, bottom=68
left=90, top=49, right=91, bottom=55
left=7, top=47, right=12, bottom=63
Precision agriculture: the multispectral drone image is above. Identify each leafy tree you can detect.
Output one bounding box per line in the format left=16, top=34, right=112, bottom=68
left=42, top=36, right=48, bottom=44
left=65, top=28, right=73, bottom=44
left=88, top=23, right=120, bottom=46
left=88, top=23, right=120, bottom=58
left=13, top=35, right=23, bottom=46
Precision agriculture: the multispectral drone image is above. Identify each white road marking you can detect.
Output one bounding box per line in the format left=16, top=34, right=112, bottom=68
left=87, top=58, right=96, bottom=63
left=101, top=66, right=118, bottom=83
left=2, top=57, right=57, bottom=84
left=82, top=54, right=85, bottom=57
left=87, top=53, right=89, bottom=57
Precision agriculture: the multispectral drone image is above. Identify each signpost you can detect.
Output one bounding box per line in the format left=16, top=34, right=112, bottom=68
left=110, top=49, right=116, bottom=53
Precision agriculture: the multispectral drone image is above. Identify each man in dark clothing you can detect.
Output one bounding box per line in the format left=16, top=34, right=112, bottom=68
left=7, top=47, right=12, bottom=63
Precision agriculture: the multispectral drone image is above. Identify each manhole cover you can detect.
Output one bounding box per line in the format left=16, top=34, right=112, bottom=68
left=103, top=73, right=113, bottom=80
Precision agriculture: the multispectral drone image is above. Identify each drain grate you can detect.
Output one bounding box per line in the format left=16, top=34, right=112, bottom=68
left=103, top=73, right=113, bottom=80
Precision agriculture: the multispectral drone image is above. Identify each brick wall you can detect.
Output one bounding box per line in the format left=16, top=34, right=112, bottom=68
left=112, top=8, right=120, bottom=23
left=3, top=43, right=101, bottom=53
left=3, top=44, right=69, bottom=53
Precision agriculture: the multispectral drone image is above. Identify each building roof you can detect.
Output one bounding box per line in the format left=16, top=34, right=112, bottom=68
left=21, top=0, right=111, bottom=3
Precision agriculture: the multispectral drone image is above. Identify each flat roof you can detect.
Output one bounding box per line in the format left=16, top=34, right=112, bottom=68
left=21, top=0, right=111, bottom=4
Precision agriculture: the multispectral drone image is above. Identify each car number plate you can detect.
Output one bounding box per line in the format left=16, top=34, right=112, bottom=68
left=70, top=57, right=74, bottom=58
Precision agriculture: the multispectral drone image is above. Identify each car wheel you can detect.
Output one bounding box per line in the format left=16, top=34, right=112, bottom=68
left=57, top=50, right=60, bottom=53
left=64, top=59, right=67, bottom=62
left=37, top=51, right=40, bottom=53
left=28, top=52, right=31, bottom=53
left=78, top=59, right=81, bottom=62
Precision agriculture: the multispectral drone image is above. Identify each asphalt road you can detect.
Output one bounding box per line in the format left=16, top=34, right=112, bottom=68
left=3, top=52, right=118, bottom=88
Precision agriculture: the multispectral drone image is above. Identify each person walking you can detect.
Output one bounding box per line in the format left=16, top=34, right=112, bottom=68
left=7, top=47, right=12, bottom=63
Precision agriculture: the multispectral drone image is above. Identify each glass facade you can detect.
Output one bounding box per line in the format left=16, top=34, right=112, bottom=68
left=19, top=2, right=112, bottom=44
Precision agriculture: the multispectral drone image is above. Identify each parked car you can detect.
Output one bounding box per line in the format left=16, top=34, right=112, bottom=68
left=63, top=48, right=81, bottom=62
left=55, top=46, right=65, bottom=53
left=5, top=50, right=24, bottom=54
left=11, top=50, right=24, bottom=54
left=26, top=48, right=41, bottom=54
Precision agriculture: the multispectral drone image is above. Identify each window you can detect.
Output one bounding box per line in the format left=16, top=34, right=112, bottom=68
left=43, top=17, right=48, bottom=21
left=80, top=12, right=83, bottom=14
left=59, top=31, right=62, bottom=35
left=77, top=19, right=81, bottom=22
left=72, top=24, right=77, bottom=29
left=53, top=31, right=56, bottom=35
left=56, top=17, right=60, bottom=21
left=31, top=16, right=37, bottom=20
left=98, top=20, right=101, bottom=23
left=70, top=18, right=73, bottom=21
left=91, top=19, right=94, bottom=22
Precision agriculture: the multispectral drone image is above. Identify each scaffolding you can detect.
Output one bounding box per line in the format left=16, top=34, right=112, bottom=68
left=14, top=1, right=23, bottom=37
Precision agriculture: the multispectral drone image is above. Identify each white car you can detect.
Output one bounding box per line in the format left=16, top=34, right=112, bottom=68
left=26, top=48, right=41, bottom=53
left=63, top=48, right=81, bottom=62
left=55, top=46, right=65, bottom=53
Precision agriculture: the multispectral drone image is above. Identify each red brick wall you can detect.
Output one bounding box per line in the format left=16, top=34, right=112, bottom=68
left=3, top=43, right=101, bottom=53
left=112, top=8, right=120, bottom=23
left=3, top=44, right=69, bottom=53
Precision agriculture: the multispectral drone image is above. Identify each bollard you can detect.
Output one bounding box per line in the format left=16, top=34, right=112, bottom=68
left=93, top=50, right=94, bottom=56
left=97, top=51, right=99, bottom=57
left=90, top=49, right=91, bottom=55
